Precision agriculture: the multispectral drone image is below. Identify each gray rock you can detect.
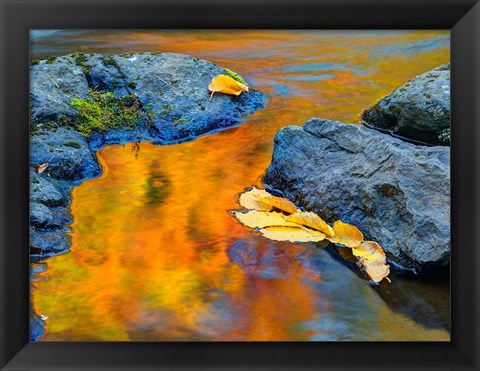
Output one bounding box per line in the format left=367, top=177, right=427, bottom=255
left=30, top=202, right=54, bottom=228
left=30, top=169, right=69, bottom=206
left=30, top=127, right=101, bottom=181
left=49, top=206, right=73, bottom=228
left=111, top=52, right=268, bottom=143
left=83, top=53, right=131, bottom=96
left=361, top=64, right=450, bottom=145
left=31, top=52, right=268, bottom=145
left=263, top=118, right=450, bottom=273
left=30, top=56, right=91, bottom=121
left=30, top=229, right=71, bottom=258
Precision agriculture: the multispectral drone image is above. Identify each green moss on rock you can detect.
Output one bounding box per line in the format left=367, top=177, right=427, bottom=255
left=67, top=90, right=144, bottom=137
left=224, top=68, right=249, bottom=86
left=63, top=141, right=82, bottom=149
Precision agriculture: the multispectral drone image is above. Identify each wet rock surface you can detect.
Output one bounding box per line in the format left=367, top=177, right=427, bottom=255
left=30, top=203, right=54, bottom=228
left=30, top=229, right=72, bottom=259
left=30, top=127, right=102, bottom=181
left=30, top=169, right=69, bottom=207
left=263, top=118, right=450, bottom=273
left=112, top=53, right=267, bottom=143
left=361, top=64, right=450, bottom=145
left=31, top=52, right=268, bottom=145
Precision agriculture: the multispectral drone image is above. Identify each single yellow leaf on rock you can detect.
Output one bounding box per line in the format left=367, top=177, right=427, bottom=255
left=259, top=226, right=326, bottom=243
left=237, top=187, right=273, bottom=211
left=208, top=74, right=249, bottom=100
left=351, top=241, right=386, bottom=261
left=258, top=196, right=298, bottom=215
left=331, top=220, right=364, bottom=247
left=286, top=211, right=335, bottom=237
left=229, top=210, right=299, bottom=229
left=357, top=257, right=390, bottom=283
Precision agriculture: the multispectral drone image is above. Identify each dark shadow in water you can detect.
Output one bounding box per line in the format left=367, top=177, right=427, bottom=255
left=326, top=245, right=450, bottom=331
left=228, top=238, right=449, bottom=332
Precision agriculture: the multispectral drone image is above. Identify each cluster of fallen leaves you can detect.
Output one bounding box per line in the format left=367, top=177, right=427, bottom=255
left=228, top=187, right=390, bottom=283
left=208, top=74, right=249, bottom=100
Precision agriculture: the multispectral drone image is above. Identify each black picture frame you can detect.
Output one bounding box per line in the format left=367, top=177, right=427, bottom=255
left=1, top=0, right=479, bottom=370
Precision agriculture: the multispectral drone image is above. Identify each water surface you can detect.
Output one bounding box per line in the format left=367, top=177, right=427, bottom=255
left=31, top=30, right=450, bottom=341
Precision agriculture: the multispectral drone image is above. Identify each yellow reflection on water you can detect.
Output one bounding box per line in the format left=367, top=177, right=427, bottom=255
left=32, top=30, right=450, bottom=341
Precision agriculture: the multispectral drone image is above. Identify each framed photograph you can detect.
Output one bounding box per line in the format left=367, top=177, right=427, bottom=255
left=1, top=0, right=479, bottom=370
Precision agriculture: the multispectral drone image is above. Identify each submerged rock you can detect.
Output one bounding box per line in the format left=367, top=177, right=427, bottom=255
left=30, top=202, right=54, bottom=228
left=263, top=118, right=450, bottom=273
left=361, top=64, right=450, bottom=145
left=29, top=313, right=46, bottom=341
left=30, top=229, right=72, bottom=259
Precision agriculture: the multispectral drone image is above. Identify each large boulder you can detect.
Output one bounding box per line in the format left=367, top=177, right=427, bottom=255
left=361, top=64, right=450, bottom=146
left=263, top=118, right=450, bottom=273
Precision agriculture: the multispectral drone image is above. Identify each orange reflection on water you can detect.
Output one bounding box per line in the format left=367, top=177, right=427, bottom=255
left=32, top=30, right=450, bottom=341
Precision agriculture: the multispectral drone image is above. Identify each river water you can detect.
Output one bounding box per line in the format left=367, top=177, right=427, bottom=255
left=31, top=30, right=450, bottom=341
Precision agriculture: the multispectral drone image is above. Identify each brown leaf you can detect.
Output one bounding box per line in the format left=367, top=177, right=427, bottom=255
left=35, top=162, right=49, bottom=174
left=208, top=74, right=249, bottom=100
left=286, top=211, right=335, bottom=237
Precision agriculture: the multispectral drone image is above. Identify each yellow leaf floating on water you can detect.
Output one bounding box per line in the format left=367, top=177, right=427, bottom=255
left=208, top=74, right=249, bottom=100
left=258, top=196, right=298, bottom=214
left=331, top=220, right=364, bottom=247
left=357, top=258, right=391, bottom=283
left=229, top=210, right=299, bottom=229
left=286, top=211, right=335, bottom=237
left=229, top=187, right=390, bottom=283
left=259, top=226, right=326, bottom=243
left=352, top=241, right=390, bottom=284
left=237, top=187, right=273, bottom=211
left=351, top=241, right=385, bottom=261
